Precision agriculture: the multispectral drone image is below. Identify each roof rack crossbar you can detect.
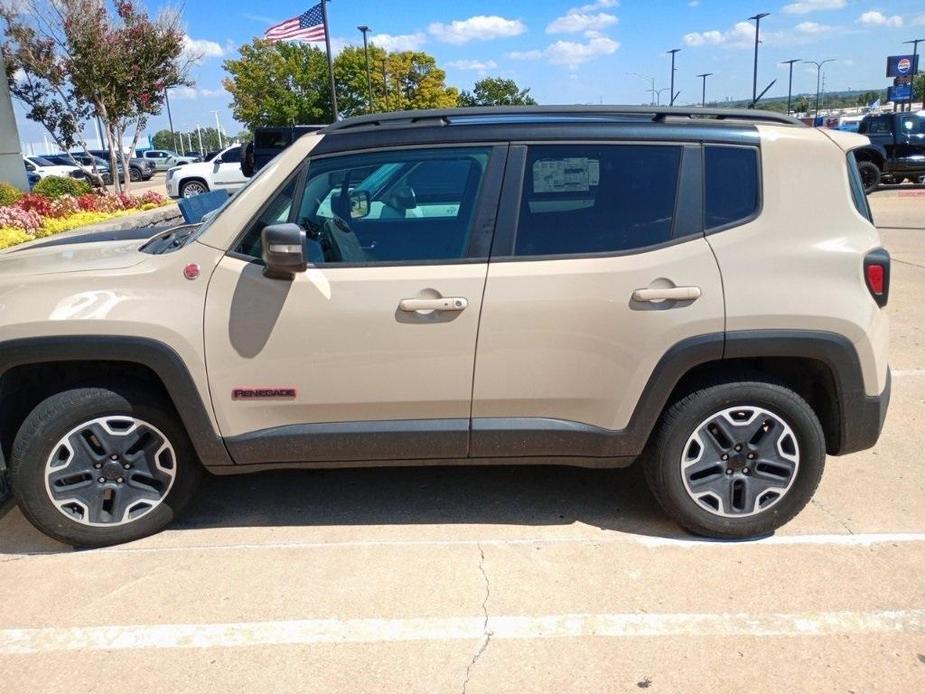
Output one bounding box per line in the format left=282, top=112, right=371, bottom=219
left=324, top=105, right=804, bottom=132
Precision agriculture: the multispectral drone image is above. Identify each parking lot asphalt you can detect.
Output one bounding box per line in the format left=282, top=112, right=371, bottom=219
left=1, top=191, right=924, bottom=692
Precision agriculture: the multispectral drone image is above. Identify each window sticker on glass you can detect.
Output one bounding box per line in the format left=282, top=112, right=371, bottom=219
left=533, top=158, right=600, bottom=193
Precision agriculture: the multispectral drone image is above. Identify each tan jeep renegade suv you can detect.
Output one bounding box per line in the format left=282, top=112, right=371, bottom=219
left=0, top=107, right=890, bottom=546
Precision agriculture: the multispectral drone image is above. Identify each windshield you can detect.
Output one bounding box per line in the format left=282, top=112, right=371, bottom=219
left=189, top=149, right=288, bottom=243
left=30, top=156, right=55, bottom=166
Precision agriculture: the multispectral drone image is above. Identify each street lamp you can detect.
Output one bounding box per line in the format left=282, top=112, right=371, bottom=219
left=209, top=110, right=224, bottom=149
left=903, top=39, right=924, bottom=112
left=748, top=13, right=770, bottom=104
left=655, top=88, right=670, bottom=106
left=696, top=73, right=713, bottom=107
left=667, top=49, right=681, bottom=106
left=804, top=59, right=835, bottom=117
left=357, top=25, right=374, bottom=114
left=627, top=72, right=656, bottom=105
left=781, top=59, right=801, bottom=115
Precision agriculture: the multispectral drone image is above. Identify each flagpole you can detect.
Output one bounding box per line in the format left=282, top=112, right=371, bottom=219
left=321, top=0, right=339, bottom=120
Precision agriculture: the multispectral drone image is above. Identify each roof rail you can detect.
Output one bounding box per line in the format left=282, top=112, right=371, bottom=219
left=324, top=105, right=805, bottom=132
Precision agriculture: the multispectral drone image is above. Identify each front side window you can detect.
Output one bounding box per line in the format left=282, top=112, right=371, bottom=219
left=235, top=147, right=491, bottom=264
left=221, top=147, right=241, bottom=164
left=514, top=144, right=682, bottom=256
left=704, top=145, right=760, bottom=231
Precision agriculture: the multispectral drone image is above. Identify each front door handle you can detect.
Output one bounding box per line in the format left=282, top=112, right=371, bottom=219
left=632, top=286, right=702, bottom=302
left=399, top=297, right=468, bottom=312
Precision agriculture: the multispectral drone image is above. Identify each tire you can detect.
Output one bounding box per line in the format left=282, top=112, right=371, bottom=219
left=643, top=380, right=825, bottom=539
left=857, top=161, right=881, bottom=193
left=129, top=167, right=142, bottom=182
left=10, top=386, right=202, bottom=547
left=180, top=179, right=208, bottom=198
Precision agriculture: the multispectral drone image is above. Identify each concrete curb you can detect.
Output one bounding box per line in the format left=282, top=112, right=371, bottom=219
left=74, top=204, right=183, bottom=234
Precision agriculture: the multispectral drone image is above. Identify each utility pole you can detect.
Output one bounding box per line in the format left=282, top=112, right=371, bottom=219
left=804, top=59, right=834, bottom=117
left=696, top=73, right=713, bottom=107
left=164, top=89, right=177, bottom=152
left=667, top=49, right=681, bottom=106
left=210, top=110, right=224, bottom=149
left=781, top=59, right=801, bottom=115
left=382, top=58, right=390, bottom=111
left=903, top=39, right=923, bottom=112
left=196, top=124, right=203, bottom=154
left=748, top=13, right=770, bottom=104
left=358, top=25, right=374, bottom=113
left=320, top=0, right=338, bottom=120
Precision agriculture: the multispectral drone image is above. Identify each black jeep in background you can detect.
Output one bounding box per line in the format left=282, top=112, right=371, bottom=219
left=855, top=112, right=925, bottom=192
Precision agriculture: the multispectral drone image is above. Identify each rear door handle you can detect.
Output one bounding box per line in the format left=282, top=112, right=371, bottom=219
left=399, top=297, right=469, bottom=312
left=632, top=286, right=702, bottom=302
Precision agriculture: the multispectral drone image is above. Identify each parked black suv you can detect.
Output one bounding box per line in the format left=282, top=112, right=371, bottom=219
left=855, top=112, right=925, bottom=191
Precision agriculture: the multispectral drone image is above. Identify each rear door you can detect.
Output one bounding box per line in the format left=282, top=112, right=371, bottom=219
left=471, top=141, right=726, bottom=457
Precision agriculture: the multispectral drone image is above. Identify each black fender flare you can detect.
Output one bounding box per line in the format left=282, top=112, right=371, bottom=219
left=0, top=336, right=232, bottom=467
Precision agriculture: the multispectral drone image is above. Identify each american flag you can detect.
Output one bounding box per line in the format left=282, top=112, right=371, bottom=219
left=265, top=4, right=327, bottom=43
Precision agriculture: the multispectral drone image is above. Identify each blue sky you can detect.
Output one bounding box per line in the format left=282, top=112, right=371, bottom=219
left=13, top=0, right=925, bottom=149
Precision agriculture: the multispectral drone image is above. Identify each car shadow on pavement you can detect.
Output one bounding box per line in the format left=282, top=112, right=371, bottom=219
left=0, top=463, right=690, bottom=554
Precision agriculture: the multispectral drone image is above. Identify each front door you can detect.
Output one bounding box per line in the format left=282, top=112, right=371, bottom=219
left=211, top=147, right=248, bottom=190
left=204, top=144, right=506, bottom=464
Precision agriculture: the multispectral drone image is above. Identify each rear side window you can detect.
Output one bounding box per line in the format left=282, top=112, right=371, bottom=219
left=847, top=152, right=873, bottom=222
left=704, top=145, right=759, bottom=231
left=514, top=144, right=682, bottom=256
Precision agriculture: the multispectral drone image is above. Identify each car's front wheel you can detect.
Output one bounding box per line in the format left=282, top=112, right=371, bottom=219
left=644, top=381, right=825, bottom=539
left=10, top=386, right=202, bottom=547
left=180, top=179, right=208, bottom=197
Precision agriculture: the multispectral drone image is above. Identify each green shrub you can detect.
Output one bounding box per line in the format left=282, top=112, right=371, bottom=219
left=33, top=175, right=92, bottom=200
left=0, top=182, right=23, bottom=207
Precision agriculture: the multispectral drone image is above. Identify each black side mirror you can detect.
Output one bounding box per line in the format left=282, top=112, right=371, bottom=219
left=261, top=223, right=307, bottom=279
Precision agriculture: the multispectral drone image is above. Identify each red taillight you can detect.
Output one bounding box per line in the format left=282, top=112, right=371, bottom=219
left=866, top=264, right=884, bottom=295
left=863, top=249, right=890, bottom=308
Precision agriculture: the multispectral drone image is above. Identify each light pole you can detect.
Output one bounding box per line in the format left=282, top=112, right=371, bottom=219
left=804, top=59, right=834, bottom=117
left=748, top=12, right=770, bottom=104
left=781, top=59, right=801, bottom=115
left=655, top=88, right=670, bottom=106
left=627, top=72, right=657, bottom=105
left=696, top=72, right=713, bottom=107
left=357, top=25, right=374, bottom=114
left=903, top=39, right=923, bottom=112
left=210, top=110, right=224, bottom=149
left=667, top=49, right=681, bottom=106
left=164, top=89, right=178, bottom=152
left=196, top=124, right=203, bottom=154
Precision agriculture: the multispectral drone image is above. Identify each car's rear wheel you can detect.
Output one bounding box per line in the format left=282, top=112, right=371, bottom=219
left=644, top=381, right=825, bottom=539
left=129, top=167, right=142, bottom=182
left=180, top=180, right=208, bottom=197
left=10, top=386, right=202, bottom=547
left=857, top=161, right=881, bottom=193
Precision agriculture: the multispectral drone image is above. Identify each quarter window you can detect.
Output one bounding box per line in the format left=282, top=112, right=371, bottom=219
left=704, top=145, right=760, bottom=231
left=513, top=144, right=682, bottom=256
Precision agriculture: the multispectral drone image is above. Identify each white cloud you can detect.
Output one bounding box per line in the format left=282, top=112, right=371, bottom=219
left=199, top=87, right=226, bottom=98
left=509, top=36, right=619, bottom=69
left=857, top=11, right=903, bottom=28
left=169, top=87, right=199, bottom=100
left=684, top=22, right=757, bottom=49
left=181, top=35, right=224, bottom=63
left=369, top=32, right=427, bottom=52
left=578, top=0, right=618, bottom=9
left=446, top=59, right=498, bottom=71
left=914, top=14, right=925, bottom=26
left=547, top=8, right=618, bottom=34
left=795, top=21, right=834, bottom=34
left=783, top=0, right=845, bottom=14
left=428, top=16, right=526, bottom=44
left=688, top=0, right=700, bottom=6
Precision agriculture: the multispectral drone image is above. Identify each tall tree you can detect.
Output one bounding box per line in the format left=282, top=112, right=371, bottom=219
left=223, top=40, right=461, bottom=127
left=2, top=0, right=191, bottom=192
left=223, top=39, right=331, bottom=127
left=459, top=77, right=537, bottom=107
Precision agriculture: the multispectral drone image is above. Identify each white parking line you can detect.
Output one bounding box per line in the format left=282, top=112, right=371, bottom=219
left=6, top=531, right=924, bottom=558
left=2, top=608, right=922, bottom=654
